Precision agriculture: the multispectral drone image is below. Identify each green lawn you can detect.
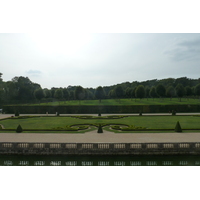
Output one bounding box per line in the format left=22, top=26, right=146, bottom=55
left=1, top=115, right=200, bottom=132
left=12, top=97, right=200, bottom=106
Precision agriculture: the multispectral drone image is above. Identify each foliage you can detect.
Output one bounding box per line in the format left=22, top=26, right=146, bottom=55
left=16, top=124, right=23, bottom=133
left=62, top=88, right=69, bottom=101
left=54, top=89, right=63, bottom=100
left=195, top=83, right=200, bottom=98
left=135, top=85, right=145, bottom=99
left=166, top=86, right=175, bottom=99
left=114, top=85, right=124, bottom=100
left=145, top=86, right=150, bottom=98
left=175, top=84, right=185, bottom=101
left=156, top=84, right=166, bottom=98
left=95, top=86, right=105, bottom=103
left=15, top=111, right=20, bottom=116
left=172, top=110, right=176, bottom=115
left=175, top=121, right=182, bottom=132
left=149, top=86, right=157, bottom=99
left=185, top=86, right=193, bottom=97
left=1, top=74, right=200, bottom=105
left=74, top=86, right=85, bottom=102
left=34, top=88, right=45, bottom=101
left=97, top=124, right=103, bottom=133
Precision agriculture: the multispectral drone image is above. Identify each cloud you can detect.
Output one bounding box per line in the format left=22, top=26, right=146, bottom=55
left=26, top=70, right=42, bottom=77
left=164, top=37, right=200, bottom=62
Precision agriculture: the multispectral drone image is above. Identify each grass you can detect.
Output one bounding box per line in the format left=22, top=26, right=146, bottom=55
left=0, top=115, right=200, bottom=133
left=7, top=97, right=200, bottom=106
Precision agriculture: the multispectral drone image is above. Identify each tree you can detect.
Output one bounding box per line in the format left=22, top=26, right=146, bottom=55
left=108, top=89, right=116, bottom=99
left=0, top=73, right=4, bottom=104
left=135, top=85, right=145, bottom=100
left=43, top=88, right=52, bottom=98
left=149, top=86, right=157, bottom=100
left=10, top=76, right=41, bottom=103
left=194, top=83, right=200, bottom=100
left=34, top=88, right=44, bottom=103
left=74, top=86, right=85, bottom=104
left=175, top=121, right=182, bottom=132
left=185, top=86, right=193, bottom=100
left=69, top=90, right=74, bottom=101
left=16, top=124, right=23, bottom=133
left=51, top=87, right=57, bottom=98
left=97, top=124, right=103, bottom=133
left=87, top=90, right=94, bottom=100
left=156, top=84, right=166, bottom=99
left=131, top=87, right=137, bottom=100
left=114, top=85, right=124, bottom=102
left=63, top=88, right=69, bottom=102
left=125, top=87, right=132, bottom=99
left=175, top=84, right=185, bottom=102
left=145, top=86, right=150, bottom=100
left=54, top=89, right=63, bottom=102
left=95, top=86, right=105, bottom=103
left=166, top=86, right=175, bottom=100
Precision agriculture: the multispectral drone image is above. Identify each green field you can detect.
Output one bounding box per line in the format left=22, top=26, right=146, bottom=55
left=13, top=98, right=200, bottom=106
left=1, top=115, right=200, bottom=133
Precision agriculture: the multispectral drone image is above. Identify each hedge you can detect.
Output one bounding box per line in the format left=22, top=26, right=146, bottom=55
left=3, top=104, right=200, bottom=114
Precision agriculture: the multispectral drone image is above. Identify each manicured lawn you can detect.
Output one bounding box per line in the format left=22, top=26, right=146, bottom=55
left=1, top=115, right=200, bottom=132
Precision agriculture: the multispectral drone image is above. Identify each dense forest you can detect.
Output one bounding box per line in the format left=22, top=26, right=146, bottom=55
left=0, top=72, right=200, bottom=105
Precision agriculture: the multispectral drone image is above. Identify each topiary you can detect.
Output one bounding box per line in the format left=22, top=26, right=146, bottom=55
left=16, top=124, right=23, bottom=133
left=97, top=124, right=103, bottom=133
left=15, top=111, right=20, bottom=117
left=172, top=110, right=176, bottom=116
left=175, top=121, right=182, bottom=132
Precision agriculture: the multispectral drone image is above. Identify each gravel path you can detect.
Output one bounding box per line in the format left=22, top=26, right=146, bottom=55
left=1, top=130, right=200, bottom=143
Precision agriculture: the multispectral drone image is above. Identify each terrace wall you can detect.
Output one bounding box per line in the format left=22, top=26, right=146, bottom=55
left=1, top=142, right=200, bottom=155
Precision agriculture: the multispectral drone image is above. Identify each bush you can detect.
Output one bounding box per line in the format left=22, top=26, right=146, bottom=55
left=16, top=124, right=23, bottom=133
left=97, top=124, right=103, bottom=133
left=15, top=111, right=20, bottom=116
left=172, top=110, right=176, bottom=116
left=175, top=121, right=182, bottom=132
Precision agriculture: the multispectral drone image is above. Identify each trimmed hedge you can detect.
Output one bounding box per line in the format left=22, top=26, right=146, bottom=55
left=3, top=104, right=200, bottom=114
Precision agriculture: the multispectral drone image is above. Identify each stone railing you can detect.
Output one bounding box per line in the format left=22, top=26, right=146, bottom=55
left=1, top=142, right=200, bottom=155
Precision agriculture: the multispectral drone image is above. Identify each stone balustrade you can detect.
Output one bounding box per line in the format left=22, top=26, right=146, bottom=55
left=0, top=142, right=200, bottom=155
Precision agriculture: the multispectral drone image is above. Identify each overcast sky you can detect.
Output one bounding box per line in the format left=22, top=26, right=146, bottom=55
left=1, top=33, right=200, bottom=89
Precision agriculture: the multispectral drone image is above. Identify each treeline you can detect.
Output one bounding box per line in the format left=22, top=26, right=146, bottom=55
left=0, top=73, right=200, bottom=105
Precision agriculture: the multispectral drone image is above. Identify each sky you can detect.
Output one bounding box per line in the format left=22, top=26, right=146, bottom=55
left=1, top=0, right=200, bottom=90
left=1, top=33, right=200, bottom=89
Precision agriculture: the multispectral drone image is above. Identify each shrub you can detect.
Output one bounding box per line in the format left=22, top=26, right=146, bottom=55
left=15, top=111, right=20, bottom=116
left=172, top=110, right=176, bottom=116
left=111, top=125, right=121, bottom=130
left=16, top=124, right=23, bottom=133
left=175, top=121, right=182, bottom=132
left=97, top=124, right=103, bottom=133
